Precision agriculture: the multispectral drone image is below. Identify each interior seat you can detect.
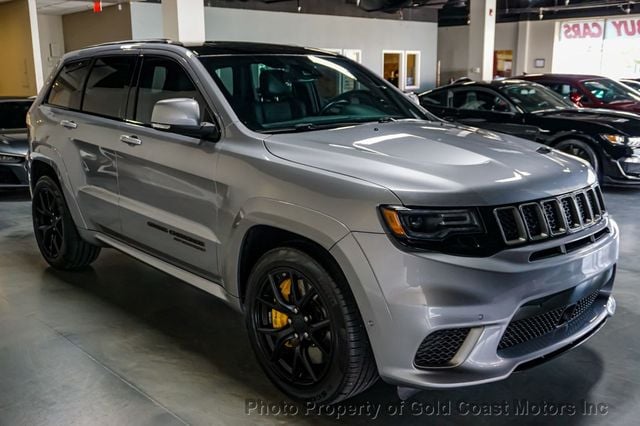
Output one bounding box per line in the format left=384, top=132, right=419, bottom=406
left=255, top=70, right=306, bottom=124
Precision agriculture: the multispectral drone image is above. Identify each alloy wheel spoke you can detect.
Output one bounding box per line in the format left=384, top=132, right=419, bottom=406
left=300, top=346, right=318, bottom=382
left=298, top=287, right=317, bottom=309
left=270, top=328, right=295, bottom=362
left=308, top=334, right=330, bottom=356
left=309, top=319, right=330, bottom=333
left=268, top=274, right=295, bottom=313
left=256, top=296, right=279, bottom=311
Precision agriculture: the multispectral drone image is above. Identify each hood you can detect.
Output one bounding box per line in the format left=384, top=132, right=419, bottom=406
left=264, top=120, right=596, bottom=206
left=535, top=108, right=640, bottom=135
left=0, top=131, right=28, bottom=157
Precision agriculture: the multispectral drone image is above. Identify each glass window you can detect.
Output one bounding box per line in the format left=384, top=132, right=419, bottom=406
left=382, top=52, right=402, bottom=88
left=452, top=89, right=512, bottom=112
left=47, top=60, right=91, bottom=110
left=135, top=57, right=200, bottom=125
left=498, top=84, right=571, bottom=113
left=82, top=56, right=136, bottom=119
left=419, top=90, right=447, bottom=107
left=199, top=54, right=432, bottom=133
left=0, top=101, right=32, bottom=131
left=405, top=52, right=420, bottom=89
left=215, top=67, right=234, bottom=95
left=582, top=78, right=640, bottom=103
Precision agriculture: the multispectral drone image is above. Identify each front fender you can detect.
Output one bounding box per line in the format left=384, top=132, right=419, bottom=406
left=220, top=197, right=351, bottom=299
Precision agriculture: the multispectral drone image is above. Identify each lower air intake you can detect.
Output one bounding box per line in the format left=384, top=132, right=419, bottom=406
left=414, top=328, right=470, bottom=368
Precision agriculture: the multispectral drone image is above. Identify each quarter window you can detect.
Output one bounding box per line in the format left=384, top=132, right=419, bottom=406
left=82, top=56, right=136, bottom=119
left=135, top=57, right=201, bottom=125
left=47, top=60, right=91, bottom=110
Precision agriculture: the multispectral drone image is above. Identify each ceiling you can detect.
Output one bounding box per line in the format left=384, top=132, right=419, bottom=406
left=440, top=0, right=640, bottom=26
left=36, top=0, right=119, bottom=15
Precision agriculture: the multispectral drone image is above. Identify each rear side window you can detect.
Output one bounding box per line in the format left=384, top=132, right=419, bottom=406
left=82, top=56, right=136, bottom=119
left=135, top=57, right=200, bottom=125
left=47, top=60, right=91, bottom=110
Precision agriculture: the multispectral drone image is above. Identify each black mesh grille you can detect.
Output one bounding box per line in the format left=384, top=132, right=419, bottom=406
left=498, top=290, right=601, bottom=351
left=542, top=200, right=563, bottom=234
left=595, top=186, right=606, bottom=213
left=414, top=328, right=470, bottom=368
left=521, top=204, right=542, bottom=237
left=586, top=189, right=601, bottom=218
left=496, top=209, right=520, bottom=241
left=561, top=197, right=581, bottom=229
left=575, top=193, right=592, bottom=224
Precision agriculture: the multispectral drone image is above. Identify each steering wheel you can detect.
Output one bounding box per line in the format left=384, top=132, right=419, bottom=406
left=319, top=90, right=378, bottom=115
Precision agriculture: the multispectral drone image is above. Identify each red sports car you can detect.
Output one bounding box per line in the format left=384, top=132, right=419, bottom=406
left=518, top=74, right=640, bottom=114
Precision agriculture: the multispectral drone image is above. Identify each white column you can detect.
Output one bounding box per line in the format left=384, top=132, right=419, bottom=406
left=27, top=0, right=44, bottom=91
left=162, top=0, right=205, bottom=45
left=515, top=20, right=531, bottom=75
left=467, top=0, right=496, bottom=81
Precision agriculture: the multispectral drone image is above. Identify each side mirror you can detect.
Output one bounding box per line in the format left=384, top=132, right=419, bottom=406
left=151, top=98, right=221, bottom=142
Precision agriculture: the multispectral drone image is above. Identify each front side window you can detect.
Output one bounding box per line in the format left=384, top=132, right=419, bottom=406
left=419, top=90, right=448, bottom=107
left=452, top=89, right=513, bottom=112
left=47, top=60, right=91, bottom=110
left=0, top=101, right=32, bottom=131
left=82, top=56, right=136, bottom=119
left=199, top=54, right=429, bottom=133
left=499, top=84, right=570, bottom=113
left=135, top=57, right=202, bottom=125
left=582, top=78, right=640, bottom=104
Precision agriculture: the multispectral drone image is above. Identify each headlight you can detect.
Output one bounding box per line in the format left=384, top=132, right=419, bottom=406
left=0, top=154, right=23, bottom=163
left=600, top=134, right=627, bottom=145
left=380, top=206, right=492, bottom=256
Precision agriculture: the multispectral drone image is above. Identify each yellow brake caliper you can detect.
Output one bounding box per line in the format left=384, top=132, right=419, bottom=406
left=271, top=278, right=292, bottom=329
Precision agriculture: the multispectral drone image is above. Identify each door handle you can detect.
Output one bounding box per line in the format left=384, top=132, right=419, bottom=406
left=60, top=120, right=77, bottom=129
left=120, top=135, right=142, bottom=146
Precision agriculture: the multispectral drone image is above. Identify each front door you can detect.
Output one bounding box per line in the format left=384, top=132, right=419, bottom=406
left=117, top=55, right=222, bottom=280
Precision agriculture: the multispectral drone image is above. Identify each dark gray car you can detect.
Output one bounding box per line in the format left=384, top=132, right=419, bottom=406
left=0, top=98, right=32, bottom=188
left=27, top=41, right=618, bottom=403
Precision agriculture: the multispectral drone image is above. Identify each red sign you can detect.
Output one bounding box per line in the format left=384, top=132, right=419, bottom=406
left=93, top=1, right=102, bottom=13
left=607, top=19, right=640, bottom=38
left=561, top=21, right=603, bottom=39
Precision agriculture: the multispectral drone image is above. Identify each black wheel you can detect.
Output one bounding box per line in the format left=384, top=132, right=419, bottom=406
left=555, top=139, right=601, bottom=176
left=245, top=247, right=378, bottom=404
left=32, top=176, right=101, bottom=270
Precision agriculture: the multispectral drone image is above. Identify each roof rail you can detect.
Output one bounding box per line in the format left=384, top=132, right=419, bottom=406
left=88, top=39, right=184, bottom=48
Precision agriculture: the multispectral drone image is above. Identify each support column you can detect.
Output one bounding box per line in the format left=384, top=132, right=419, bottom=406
left=514, top=20, right=531, bottom=75
left=162, top=0, right=205, bottom=45
left=27, top=0, right=44, bottom=90
left=467, top=0, right=496, bottom=81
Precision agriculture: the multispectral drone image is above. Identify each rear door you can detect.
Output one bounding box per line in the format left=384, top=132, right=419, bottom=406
left=116, top=54, right=222, bottom=280
left=39, top=55, right=137, bottom=233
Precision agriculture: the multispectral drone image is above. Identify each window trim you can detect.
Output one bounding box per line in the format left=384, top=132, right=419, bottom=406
left=381, top=50, right=405, bottom=90
left=404, top=50, right=421, bottom=91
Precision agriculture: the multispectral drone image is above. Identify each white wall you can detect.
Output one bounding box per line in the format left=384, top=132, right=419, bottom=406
left=438, top=20, right=555, bottom=82
left=129, top=3, right=439, bottom=90
left=37, top=13, right=64, bottom=81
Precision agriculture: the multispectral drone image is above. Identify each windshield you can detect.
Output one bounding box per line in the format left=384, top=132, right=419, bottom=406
left=583, top=78, right=640, bottom=103
left=499, top=83, right=572, bottom=113
left=199, top=54, right=432, bottom=133
left=0, top=101, right=31, bottom=131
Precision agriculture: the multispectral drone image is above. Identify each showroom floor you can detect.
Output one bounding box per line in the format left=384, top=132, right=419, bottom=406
left=0, top=188, right=638, bottom=426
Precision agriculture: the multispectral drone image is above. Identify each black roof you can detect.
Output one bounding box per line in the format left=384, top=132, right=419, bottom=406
left=424, top=79, right=534, bottom=93
left=191, top=41, right=337, bottom=56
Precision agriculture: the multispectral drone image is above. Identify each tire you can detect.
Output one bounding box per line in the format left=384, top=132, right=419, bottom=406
left=554, top=139, right=602, bottom=179
left=245, top=247, right=378, bottom=404
left=32, top=176, right=101, bottom=270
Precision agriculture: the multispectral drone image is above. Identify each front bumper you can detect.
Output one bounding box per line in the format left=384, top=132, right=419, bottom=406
left=603, top=148, right=640, bottom=185
left=333, top=218, right=618, bottom=390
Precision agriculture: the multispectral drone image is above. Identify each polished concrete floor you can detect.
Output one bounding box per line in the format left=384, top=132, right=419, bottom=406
left=0, top=188, right=638, bottom=426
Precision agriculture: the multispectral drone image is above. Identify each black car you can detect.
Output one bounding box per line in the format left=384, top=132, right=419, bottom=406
left=0, top=98, right=32, bottom=189
left=419, top=80, right=640, bottom=186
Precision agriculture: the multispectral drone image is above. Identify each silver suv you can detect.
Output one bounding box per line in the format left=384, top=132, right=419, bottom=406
left=27, top=41, right=618, bottom=403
